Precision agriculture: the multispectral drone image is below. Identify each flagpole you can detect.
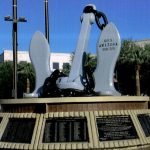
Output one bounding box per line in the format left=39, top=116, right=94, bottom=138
left=44, top=0, right=49, bottom=43
left=12, top=0, right=18, bottom=99
left=4, top=0, right=27, bottom=99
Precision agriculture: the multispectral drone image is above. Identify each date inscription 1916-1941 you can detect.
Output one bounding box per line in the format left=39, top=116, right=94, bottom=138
left=99, top=38, right=118, bottom=51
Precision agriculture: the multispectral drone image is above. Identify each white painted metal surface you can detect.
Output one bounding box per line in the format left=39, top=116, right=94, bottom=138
left=24, top=31, right=51, bottom=98
left=94, top=23, right=121, bottom=96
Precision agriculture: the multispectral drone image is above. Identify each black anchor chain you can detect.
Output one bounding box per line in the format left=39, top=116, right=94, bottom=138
left=83, top=5, right=108, bottom=30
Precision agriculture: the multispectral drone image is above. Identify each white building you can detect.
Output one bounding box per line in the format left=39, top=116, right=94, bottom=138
left=135, top=39, right=150, bottom=48
left=0, top=50, right=71, bottom=71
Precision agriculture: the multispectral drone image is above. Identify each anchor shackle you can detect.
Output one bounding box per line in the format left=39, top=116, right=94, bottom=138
left=83, top=5, right=108, bottom=30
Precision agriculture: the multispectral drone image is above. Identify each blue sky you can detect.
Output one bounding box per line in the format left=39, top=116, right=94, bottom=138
left=0, top=0, right=150, bottom=54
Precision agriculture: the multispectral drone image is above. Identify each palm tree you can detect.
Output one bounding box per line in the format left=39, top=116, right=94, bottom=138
left=84, top=53, right=97, bottom=69
left=118, top=40, right=150, bottom=96
left=18, top=62, right=35, bottom=94
left=62, top=52, right=96, bottom=75
left=62, top=63, right=71, bottom=75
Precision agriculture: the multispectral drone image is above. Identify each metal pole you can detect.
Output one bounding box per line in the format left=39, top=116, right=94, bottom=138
left=44, top=0, right=49, bottom=43
left=4, top=0, right=27, bottom=99
left=13, top=0, right=18, bottom=99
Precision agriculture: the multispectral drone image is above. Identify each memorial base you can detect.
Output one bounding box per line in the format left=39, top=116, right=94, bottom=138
left=0, top=96, right=149, bottom=113
left=0, top=96, right=149, bottom=150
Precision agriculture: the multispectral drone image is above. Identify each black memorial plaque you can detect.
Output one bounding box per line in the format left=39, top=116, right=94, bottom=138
left=138, top=114, right=150, bottom=137
left=0, top=117, right=2, bottom=123
left=1, top=118, right=35, bottom=143
left=96, top=115, right=138, bottom=141
left=43, top=117, right=89, bottom=143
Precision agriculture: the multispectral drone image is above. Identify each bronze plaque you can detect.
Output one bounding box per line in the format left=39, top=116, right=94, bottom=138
left=138, top=114, right=150, bottom=137
left=96, top=115, right=138, bottom=141
left=43, top=117, right=89, bottom=143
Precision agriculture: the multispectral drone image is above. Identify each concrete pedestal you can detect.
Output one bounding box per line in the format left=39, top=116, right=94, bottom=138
left=0, top=96, right=149, bottom=113
left=0, top=96, right=149, bottom=150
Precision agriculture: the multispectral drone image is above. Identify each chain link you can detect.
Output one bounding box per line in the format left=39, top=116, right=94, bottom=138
left=83, top=5, right=108, bottom=30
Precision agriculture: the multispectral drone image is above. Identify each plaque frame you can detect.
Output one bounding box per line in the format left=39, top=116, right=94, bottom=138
left=0, top=110, right=150, bottom=149
left=134, top=109, right=150, bottom=144
left=0, top=113, right=8, bottom=139
left=93, top=110, right=143, bottom=149
left=37, top=111, right=94, bottom=149
left=42, top=117, right=89, bottom=143
left=0, top=113, right=40, bottom=150
left=96, top=115, right=139, bottom=141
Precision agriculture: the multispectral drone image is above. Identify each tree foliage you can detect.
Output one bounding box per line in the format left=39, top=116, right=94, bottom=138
left=119, top=40, right=150, bottom=67
left=0, top=61, right=35, bottom=99
left=61, top=52, right=96, bottom=75
left=0, top=44, right=150, bottom=98
left=117, top=40, right=150, bottom=95
left=84, top=53, right=97, bottom=69
left=17, top=62, right=35, bottom=98
left=62, top=63, right=71, bottom=75
left=0, top=61, right=13, bottom=99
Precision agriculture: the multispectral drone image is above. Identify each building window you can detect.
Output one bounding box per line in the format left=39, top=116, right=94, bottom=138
left=53, top=62, right=59, bottom=70
left=63, top=63, right=69, bottom=69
